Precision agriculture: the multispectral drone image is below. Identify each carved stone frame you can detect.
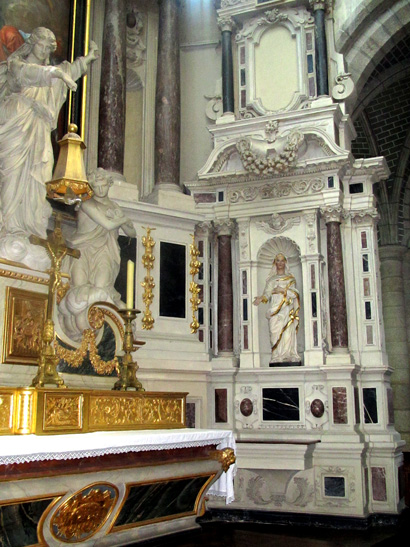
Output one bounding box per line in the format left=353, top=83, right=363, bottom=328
left=235, top=6, right=315, bottom=116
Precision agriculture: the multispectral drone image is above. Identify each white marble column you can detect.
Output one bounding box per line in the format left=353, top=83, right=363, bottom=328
left=379, top=245, right=410, bottom=445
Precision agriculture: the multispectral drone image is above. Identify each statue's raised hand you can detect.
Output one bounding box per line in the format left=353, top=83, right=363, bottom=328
left=86, top=41, right=99, bottom=63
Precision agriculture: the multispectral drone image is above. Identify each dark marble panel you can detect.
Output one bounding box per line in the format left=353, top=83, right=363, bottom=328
left=324, top=476, right=345, bottom=498
left=58, top=323, right=117, bottom=376
left=262, top=388, right=300, bottom=421
left=387, top=388, right=395, bottom=425
left=113, top=475, right=211, bottom=528
left=363, top=387, right=378, bottom=424
left=215, top=389, right=228, bottom=423
left=186, top=402, right=196, bottom=428
left=371, top=467, right=387, bottom=502
left=354, top=387, right=361, bottom=424
left=332, top=387, right=348, bottom=424
left=160, top=242, right=186, bottom=318
left=114, top=235, right=137, bottom=305
left=0, top=498, right=53, bottom=547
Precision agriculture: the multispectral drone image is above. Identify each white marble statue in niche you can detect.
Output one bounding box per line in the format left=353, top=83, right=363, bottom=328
left=0, top=27, right=98, bottom=268
left=253, top=253, right=301, bottom=364
left=58, top=168, right=136, bottom=341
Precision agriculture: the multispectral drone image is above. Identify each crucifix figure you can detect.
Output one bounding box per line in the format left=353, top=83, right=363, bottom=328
left=30, top=214, right=80, bottom=388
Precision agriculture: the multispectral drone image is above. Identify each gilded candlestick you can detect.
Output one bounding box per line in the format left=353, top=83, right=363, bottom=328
left=113, top=309, right=145, bottom=391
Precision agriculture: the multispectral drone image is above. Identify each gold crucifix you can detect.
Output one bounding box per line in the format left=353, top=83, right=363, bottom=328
left=29, top=214, right=80, bottom=388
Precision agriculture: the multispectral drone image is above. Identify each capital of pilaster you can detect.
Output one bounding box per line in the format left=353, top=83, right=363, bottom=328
left=309, top=0, right=333, bottom=12
left=195, top=221, right=214, bottom=238
left=214, top=218, right=236, bottom=237
left=320, top=205, right=343, bottom=224
left=347, top=208, right=380, bottom=225
left=218, top=15, right=235, bottom=33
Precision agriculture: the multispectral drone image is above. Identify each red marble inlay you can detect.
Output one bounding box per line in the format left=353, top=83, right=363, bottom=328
left=215, top=388, right=228, bottom=423
left=0, top=446, right=217, bottom=482
left=371, top=467, right=387, bottom=501
left=332, top=387, right=348, bottom=424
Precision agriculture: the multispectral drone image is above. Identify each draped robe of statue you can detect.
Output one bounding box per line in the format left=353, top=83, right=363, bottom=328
left=0, top=56, right=87, bottom=238
left=261, top=270, right=301, bottom=363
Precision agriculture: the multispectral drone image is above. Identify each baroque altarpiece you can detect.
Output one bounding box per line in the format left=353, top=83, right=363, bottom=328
left=0, top=0, right=406, bottom=543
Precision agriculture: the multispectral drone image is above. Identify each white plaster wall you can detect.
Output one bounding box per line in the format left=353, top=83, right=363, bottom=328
left=180, top=0, right=221, bottom=184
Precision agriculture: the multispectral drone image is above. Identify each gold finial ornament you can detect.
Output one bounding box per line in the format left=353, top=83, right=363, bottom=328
left=46, top=124, right=93, bottom=203
left=189, top=235, right=201, bottom=334
left=30, top=214, right=80, bottom=388
left=141, top=227, right=155, bottom=330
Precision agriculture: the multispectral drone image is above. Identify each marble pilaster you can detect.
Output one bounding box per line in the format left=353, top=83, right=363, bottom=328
left=155, top=0, right=180, bottom=187
left=309, top=0, right=330, bottom=96
left=379, top=245, right=410, bottom=445
left=98, top=0, right=127, bottom=177
left=321, top=207, right=348, bottom=349
left=218, top=16, right=235, bottom=115
left=215, top=220, right=235, bottom=354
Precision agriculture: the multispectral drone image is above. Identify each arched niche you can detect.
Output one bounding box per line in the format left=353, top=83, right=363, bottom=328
left=255, top=236, right=305, bottom=367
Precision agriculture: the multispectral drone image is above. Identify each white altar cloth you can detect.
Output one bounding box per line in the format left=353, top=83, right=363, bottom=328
left=0, top=428, right=236, bottom=503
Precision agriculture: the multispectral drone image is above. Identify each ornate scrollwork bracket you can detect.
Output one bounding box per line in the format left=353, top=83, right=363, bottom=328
left=210, top=447, right=236, bottom=473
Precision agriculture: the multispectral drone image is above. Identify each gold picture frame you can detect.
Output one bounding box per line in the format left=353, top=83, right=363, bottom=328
left=2, top=287, right=48, bottom=365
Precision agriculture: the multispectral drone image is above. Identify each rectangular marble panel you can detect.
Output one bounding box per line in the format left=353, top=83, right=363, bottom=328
left=215, top=389, right=228, bottom=423
left=363, top=387, right=378, bottom=424
left=262, top=388, right=300, bottom=421
left=113, top=475, right=211, bottom=529
left=186, top=403, right=196, bottom=428
left=354, top=387, right=360, bottom=424
left=387, top=388, right=395, bottom=425
left=324, top=476, right=345, bottom=497
left=371, top=467, right=387, bottom=501
left=0, top=497, right=54, bottom=547
left=332, top=387, right=348, bottom=424
left=159, top=242, right=186, bottom=318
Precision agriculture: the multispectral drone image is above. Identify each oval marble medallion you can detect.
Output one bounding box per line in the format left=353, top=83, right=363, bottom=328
left=310, top=398, right=325, bottom=418
left=240, top=398, right=253, bottom=417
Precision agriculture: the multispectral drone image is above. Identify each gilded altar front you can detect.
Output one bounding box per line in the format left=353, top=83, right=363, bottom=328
left=0, top=387, right=186, bottom=435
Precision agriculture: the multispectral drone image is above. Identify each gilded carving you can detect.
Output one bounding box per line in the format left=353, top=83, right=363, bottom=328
left=0, top=388, right=186, bottom=436
left=56, top=329, right=119, bottom=375
left=189, top=235, right=201, bottom=334
left=210, top=447, right=236, bottom=472
left=141, top=227, right=155, bottom=330
left=51, top=484, right=118, bottom=542
left=89, top=396, right=183, bottom=427
left=0, top=268, right=49, bottom=286
left=2, top=287, right=48, bottom=365
left=0, top=393, right=13, bottom=432
left=43, top=394, right=82, bottom=430
left=88, top=306, right=105, bottom=329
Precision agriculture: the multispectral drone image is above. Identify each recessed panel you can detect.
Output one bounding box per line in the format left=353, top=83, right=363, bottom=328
left=254, top=26, right=298, bottom=111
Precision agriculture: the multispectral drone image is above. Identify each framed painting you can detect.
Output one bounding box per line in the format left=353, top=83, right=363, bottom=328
left=0, top=0, right=92, bottom=137
left=2, top=287, right=48, bottom=365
